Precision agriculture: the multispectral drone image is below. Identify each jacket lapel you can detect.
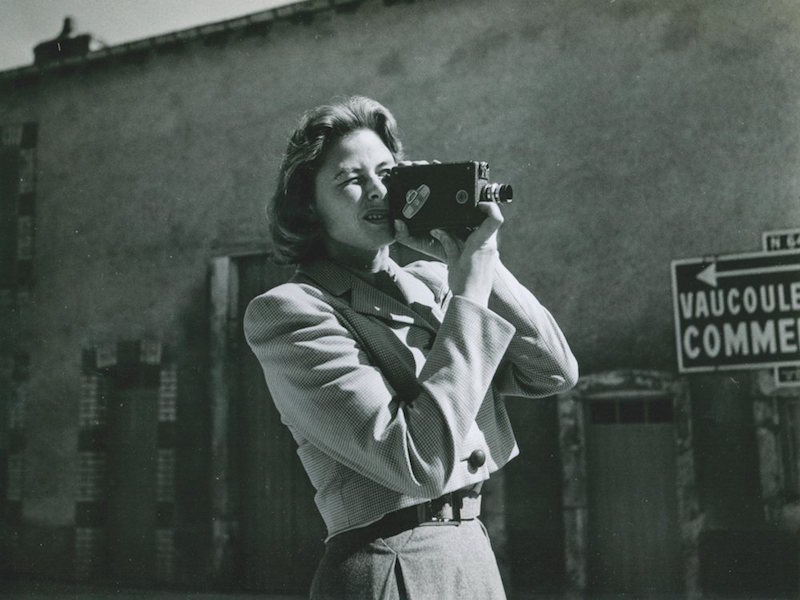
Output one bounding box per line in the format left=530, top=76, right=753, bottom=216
left=296, top=258, right=440, bottom=333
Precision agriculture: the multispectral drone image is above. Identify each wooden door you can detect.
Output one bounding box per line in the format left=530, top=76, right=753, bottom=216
left=232, top=255, right=325, bottom=593
left=586, top=395, right=682, bottom=596
left=105, top=381, right=159, bottom=585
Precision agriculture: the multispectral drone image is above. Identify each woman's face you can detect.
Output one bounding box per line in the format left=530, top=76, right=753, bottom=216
left=313, top=128, right=396, bottom=266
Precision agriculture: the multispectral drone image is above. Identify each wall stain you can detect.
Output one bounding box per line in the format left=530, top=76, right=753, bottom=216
left=609, top=0, right=651, bottom=22
left=711, top=41, right=763, bottom=65
left=445, top=26, right=511, bottom=72
left=376, top=50, right=405, bottom=77
left=519, top=22, right=547, bottom=44
left=662, top=3, right=704, bottom=52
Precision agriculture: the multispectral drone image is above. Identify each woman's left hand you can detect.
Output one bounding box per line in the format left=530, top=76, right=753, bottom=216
left=393, top=218, right=447, bottom=261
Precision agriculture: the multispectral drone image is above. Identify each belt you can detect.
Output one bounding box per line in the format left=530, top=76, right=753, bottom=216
left=330, top=485, right=482, bottom=547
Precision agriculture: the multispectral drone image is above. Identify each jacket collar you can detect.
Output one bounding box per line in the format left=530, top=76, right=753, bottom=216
left=295, top=257, right=355, bottom=298
left=295, top=257, right=441, bottom=331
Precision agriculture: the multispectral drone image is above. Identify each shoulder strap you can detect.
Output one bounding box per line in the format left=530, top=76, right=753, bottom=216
left=336, top=305, right=422, bottom=402
left=293, top=272, right=422, bottom=402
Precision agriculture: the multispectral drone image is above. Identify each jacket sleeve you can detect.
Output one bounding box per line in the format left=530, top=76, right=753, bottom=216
left=243, top=283, right=515, bottom=498
left=407, top=259, right=578, bottom=398
left=488, top=261, right=579, bottom=398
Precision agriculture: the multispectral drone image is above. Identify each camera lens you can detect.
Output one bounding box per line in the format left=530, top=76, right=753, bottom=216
left=496, top=184, right=513, bottom=202
left=480, top=182, right=513, bottom=203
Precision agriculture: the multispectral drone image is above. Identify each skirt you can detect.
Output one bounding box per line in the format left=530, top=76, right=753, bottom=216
left=309, top=519, right=506, bottom=600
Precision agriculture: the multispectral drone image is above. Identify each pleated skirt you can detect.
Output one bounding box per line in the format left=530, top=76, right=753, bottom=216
left=309, top=519, right=506, bottom=600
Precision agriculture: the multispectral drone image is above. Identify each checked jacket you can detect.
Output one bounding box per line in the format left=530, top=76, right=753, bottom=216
left=243, top=256, right=578, bottom=539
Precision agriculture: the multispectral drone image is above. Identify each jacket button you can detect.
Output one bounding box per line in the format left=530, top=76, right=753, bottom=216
left=468, top=449, right=486, bottom=470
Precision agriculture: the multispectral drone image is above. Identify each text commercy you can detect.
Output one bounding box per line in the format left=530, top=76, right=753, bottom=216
left=679, top=281, right=800, bottom=361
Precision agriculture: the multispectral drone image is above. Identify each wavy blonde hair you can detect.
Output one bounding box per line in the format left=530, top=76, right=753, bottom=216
left=266, top=96, right=404, bottom=265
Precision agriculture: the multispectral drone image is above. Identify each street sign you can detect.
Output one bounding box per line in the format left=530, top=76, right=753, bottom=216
left=671, top=249, right=800, bottom=373
left=763, top=228, right=800, bottom=252
left=763, top=228, right=800, bottom=386
left=775, top=364, right=800, bottom=386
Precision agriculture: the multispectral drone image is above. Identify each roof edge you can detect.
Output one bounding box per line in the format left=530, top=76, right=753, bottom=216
left=0, top=0, right=366, bottom=80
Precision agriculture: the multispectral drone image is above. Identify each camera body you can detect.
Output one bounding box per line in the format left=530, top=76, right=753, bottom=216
left=387, top=161, right=512, bottom=237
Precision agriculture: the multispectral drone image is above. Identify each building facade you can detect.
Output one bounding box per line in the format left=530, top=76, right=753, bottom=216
left=1, top=0, right=799, bottom=596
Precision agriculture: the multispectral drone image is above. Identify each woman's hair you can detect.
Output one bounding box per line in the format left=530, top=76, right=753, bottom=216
left=266, top=95, right=404, bottom=265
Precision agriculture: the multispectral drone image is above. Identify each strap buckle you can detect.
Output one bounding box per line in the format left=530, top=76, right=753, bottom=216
left=416, top=491, right=463, bottom=525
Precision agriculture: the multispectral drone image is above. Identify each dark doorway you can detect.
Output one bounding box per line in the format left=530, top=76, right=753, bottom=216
left=586, top=393, right=683, bottom=596
left=230, top=254, right=325, bottom=593
left=105, top=375, right=160, bottom=585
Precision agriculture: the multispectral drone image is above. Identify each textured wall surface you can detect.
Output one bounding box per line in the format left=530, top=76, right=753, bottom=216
left=1, top=0, right=799, bottom=588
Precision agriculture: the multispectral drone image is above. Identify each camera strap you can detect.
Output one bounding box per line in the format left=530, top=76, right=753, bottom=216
left=335, top=302, right=423, bottom=403
left=290, top=289, right=419, bottom=402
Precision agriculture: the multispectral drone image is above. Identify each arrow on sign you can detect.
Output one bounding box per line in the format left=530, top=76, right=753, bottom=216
left=697, top=262, right=800, bottom=287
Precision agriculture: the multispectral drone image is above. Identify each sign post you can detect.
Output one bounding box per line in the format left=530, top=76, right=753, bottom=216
left=671, top=249, right=800, bottom=373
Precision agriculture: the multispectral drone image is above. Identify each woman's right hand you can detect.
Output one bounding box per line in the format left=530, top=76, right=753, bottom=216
left=430, top=202, right=504, bottom=307
left=390, top=159, right=504, bottom=307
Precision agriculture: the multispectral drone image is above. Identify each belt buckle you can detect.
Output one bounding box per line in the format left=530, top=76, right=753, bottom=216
left=417, top=492, right=461, bottom=526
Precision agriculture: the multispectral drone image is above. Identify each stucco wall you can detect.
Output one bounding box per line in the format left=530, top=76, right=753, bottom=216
left=1, top=0, right=799, bottom=587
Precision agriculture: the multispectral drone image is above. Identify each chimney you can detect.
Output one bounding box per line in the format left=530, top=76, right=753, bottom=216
left=33, top=17, right=92, bottom=66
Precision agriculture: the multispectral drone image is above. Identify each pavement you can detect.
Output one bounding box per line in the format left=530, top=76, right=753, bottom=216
left=0, top=582, right=794, bottom=599
left=0, top=582, right=301, bottom=600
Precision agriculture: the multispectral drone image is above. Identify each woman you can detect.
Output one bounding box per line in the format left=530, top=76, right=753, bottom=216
left=244, top=96, right=578, bottom=599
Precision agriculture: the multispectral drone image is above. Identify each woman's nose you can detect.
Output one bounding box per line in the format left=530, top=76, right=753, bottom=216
left=366, top=174, right=387, bottom=201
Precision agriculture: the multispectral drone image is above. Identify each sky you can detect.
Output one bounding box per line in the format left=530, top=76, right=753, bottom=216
left=0, top=0, right=298, bottom=71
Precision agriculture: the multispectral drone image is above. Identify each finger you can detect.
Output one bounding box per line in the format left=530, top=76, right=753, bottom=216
left=475, top=202, right=504, bottom=233
left=466, top=203, right=504, bottom=248
left=395, top=220, right=446, bottom=259
left=396, top=159, right=436, bottom=167
left=475, top=201, right=504, bottom=224
left=393, top=219, right=410, bottom=242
